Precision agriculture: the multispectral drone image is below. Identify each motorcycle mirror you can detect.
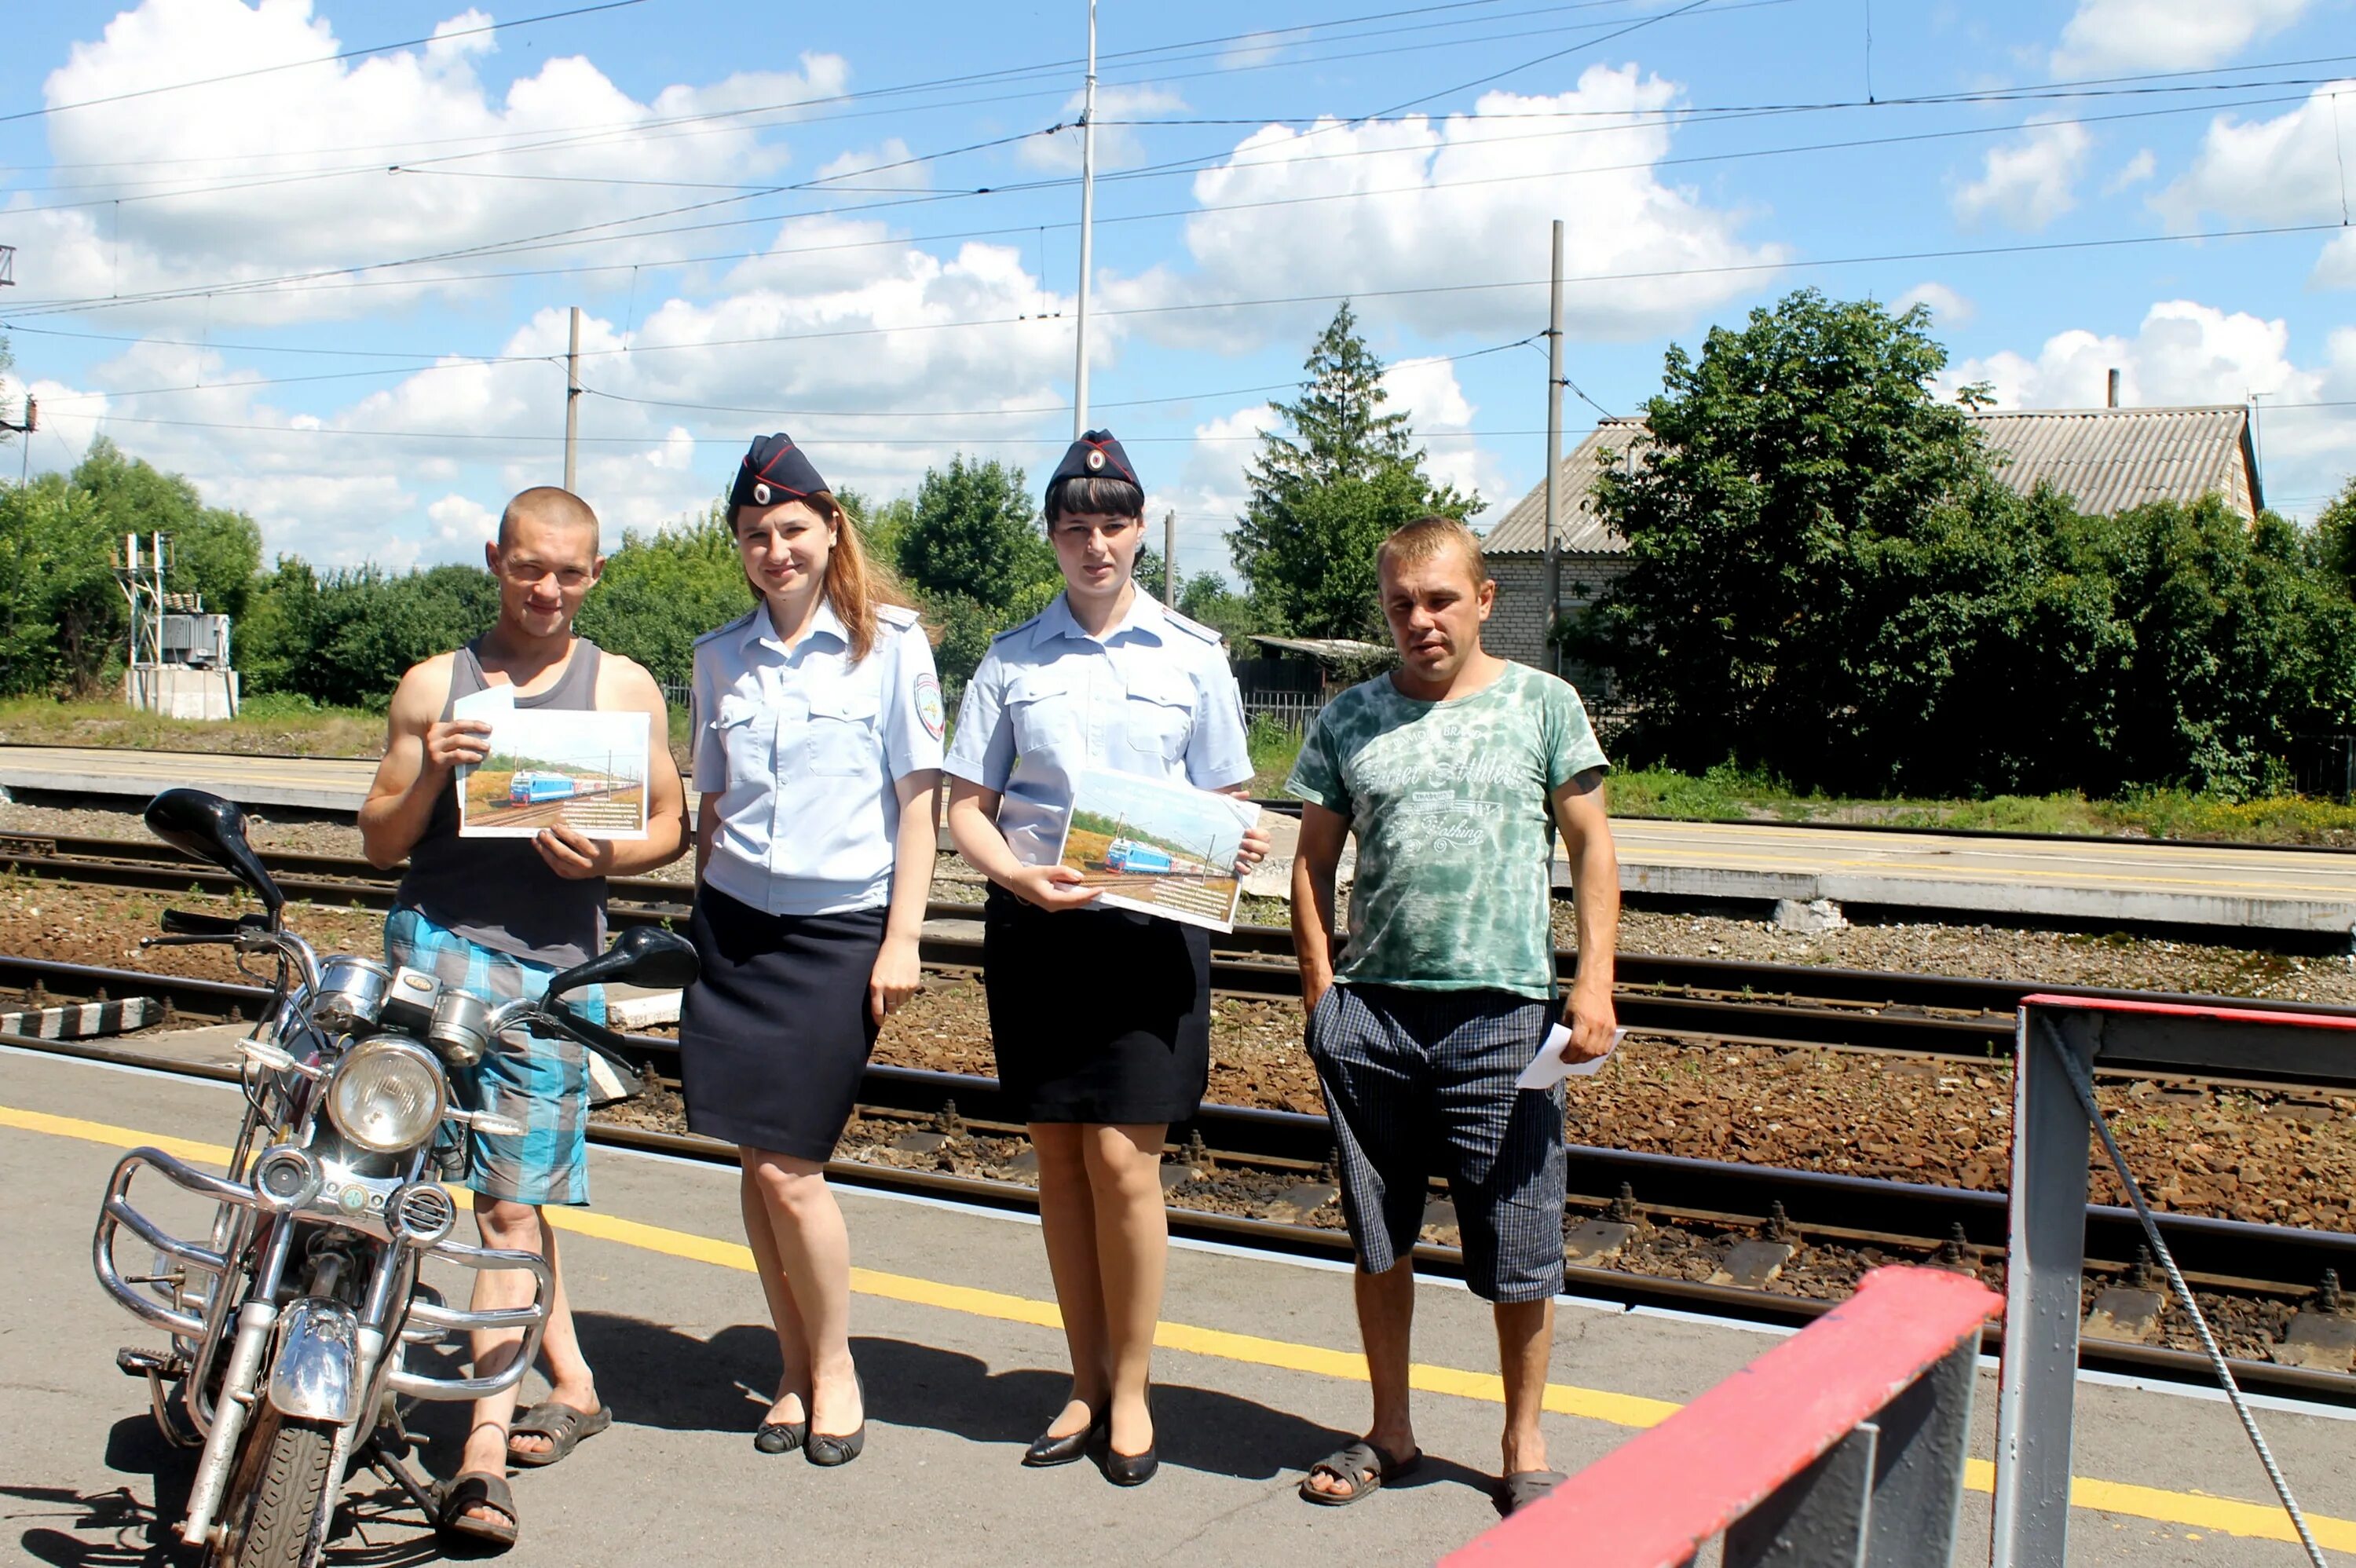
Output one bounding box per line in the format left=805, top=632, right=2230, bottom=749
left=545, top=924, right=699, bottom=999
left=142, top=789, right=285, bottom=921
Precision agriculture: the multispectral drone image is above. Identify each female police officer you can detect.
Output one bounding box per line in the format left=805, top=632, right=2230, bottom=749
left=681, top=433, right=945, bottom=1467
left=945, top=430, right=1268, bottom=1485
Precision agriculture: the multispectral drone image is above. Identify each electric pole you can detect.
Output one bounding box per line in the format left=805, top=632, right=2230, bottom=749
left=1542, top=219, right=1566, bottom=677
left=1163, top=510, right=1176, bottom=605
left=565, top=305, right=582, bottom=493
left=1070, top=0, right=1098, bottom=438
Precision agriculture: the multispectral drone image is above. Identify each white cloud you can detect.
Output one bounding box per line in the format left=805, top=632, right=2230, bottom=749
left=1018, top=83, right=1189, bottom=173
left=1952, top=121, right=2090, bottom=232
left=2052, top=0, right=2312, bottom=75
left=1102, top=65, right=1783, bottom=349
left=2104, top=148, right=2157, bottom=195
left=426, top=493, right=499, bottom=550
left=2316, top=230, right=2356, bottom=290
left=2156, top=82, right=2356, bottom=230
left=1381, top=357, right=1507, bottom=509
left=1893, top=281, right=1974, bottom=327
left=5, top=0, right=847, bottom=327
left=1941, top=299, right=2356, bottom=518
left=813, top=138, right=927, bottom=193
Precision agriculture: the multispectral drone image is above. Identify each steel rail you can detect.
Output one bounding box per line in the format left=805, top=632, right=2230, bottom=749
left=10, top=1025, right=2351, bottom=1409
left=9, top=951, right=2351, bottom=1297
left=16, top=835, right=2356, bottom=1069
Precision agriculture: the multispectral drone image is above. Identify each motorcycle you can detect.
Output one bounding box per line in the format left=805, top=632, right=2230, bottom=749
left=90, top=788, right=697, bottom=1567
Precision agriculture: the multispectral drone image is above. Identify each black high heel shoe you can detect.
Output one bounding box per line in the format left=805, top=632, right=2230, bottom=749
left=1023, top=1409, right=1107, bottom=1468
left=805, top=1374, right=866, bottom=1467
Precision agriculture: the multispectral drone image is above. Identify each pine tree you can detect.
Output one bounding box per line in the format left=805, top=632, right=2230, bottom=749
left=1228, top=302, right=1472, bottom=638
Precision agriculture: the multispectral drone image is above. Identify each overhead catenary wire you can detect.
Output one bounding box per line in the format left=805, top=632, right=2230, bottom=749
left=20, top=218, right=2348, bottom=406
left=4, top=83, right=2322, bottom=323
left=0, top=1, right=651, bottom=126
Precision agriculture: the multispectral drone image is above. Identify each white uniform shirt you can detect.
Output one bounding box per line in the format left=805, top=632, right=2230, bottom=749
left=945, top=590, right=1253, bottom=868
left=693, top=599, right=946, bottom=917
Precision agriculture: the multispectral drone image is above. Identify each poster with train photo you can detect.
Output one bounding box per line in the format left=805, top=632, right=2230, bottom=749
left=454, top=688, right=651, bottom=840
left=1053, top=768, right=1260, bottom=933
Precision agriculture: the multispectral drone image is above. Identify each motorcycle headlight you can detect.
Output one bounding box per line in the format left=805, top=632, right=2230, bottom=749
left=325, top=1036, right=446, bottom=1154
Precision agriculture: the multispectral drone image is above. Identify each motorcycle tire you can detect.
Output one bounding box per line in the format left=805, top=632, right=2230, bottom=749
left=204, top=1409, right=335, bottom=1568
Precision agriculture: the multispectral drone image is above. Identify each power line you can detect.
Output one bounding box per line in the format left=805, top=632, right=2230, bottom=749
left=12, top=79, right=2309, bottom=324
left=0, top=1, right=649, bottom=126
left=21, top=218, right=2341, bottom=407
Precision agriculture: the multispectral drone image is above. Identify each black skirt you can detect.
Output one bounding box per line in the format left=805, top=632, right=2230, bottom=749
left=982, top=886, right=1211, bottom=1125
left=679, top=885, right=886, bottom=1162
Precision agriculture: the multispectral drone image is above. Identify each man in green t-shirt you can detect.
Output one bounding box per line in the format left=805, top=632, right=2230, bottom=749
left=1286, top=515, right=1619, bottom=1519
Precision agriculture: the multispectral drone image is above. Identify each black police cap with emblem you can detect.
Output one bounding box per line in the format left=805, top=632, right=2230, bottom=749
left=1050, top=429, right=1140, bottom=489
left=730, top=433, right=828, bottom=511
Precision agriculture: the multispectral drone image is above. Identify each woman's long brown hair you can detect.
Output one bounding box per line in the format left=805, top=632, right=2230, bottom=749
left=732, top=490, right=911, bottom=663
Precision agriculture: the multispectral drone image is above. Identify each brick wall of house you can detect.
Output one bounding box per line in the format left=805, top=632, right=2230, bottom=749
left=1486, top=552, right=1630, bottom=693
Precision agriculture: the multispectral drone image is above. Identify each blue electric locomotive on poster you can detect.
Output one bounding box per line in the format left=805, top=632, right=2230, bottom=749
left=1103, top=838, right=1175, bottom=875
left=508, top=770, right=579, bottom=805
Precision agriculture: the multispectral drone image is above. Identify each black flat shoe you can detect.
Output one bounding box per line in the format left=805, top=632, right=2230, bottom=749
left=1023, top=1412, right=1106, bottom=1468
left=753, top=1418, right=807, bottom=1456
left=1100, top=1442, right=1158, bottom=1487
left=806, top=1374, right=865, bottom=1467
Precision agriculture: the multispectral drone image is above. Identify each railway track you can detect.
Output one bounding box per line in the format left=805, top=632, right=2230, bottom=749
left=8, top=952, right=2355, bottom=1407
left=12, top=830, right=2356, bottom=1076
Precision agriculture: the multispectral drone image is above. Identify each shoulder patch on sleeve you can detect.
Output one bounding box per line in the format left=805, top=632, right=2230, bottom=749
left=691, top=609, right=758, bottom=647
left=913, top=671, right=946, bottom=739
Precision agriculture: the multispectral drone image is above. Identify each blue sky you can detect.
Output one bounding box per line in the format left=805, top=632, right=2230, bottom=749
left=2, top=0, right=2352, bottom=579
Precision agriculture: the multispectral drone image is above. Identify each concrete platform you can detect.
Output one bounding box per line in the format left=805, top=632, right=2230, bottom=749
left=1250, top=810, right=2356, bottom=940
left=5, top=1044, right=2355, bottom=1565
left=0, top=744, right=381, bottom=813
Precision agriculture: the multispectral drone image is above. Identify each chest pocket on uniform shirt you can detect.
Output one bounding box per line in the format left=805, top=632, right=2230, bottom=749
left=1122, top=672, right=1194, bottom=762
left=1005, top=667, right=1081, bottom=758
left=807, top=685, right=882, bottom=776
left=712, top=694, right=773, bottom=784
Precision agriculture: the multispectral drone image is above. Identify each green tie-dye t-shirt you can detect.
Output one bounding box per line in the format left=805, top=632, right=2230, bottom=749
left=1285, top=662, right=1608, bottom=999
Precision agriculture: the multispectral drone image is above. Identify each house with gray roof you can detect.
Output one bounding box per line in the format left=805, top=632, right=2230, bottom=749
left=1481, top=404, right=2264, bottom=678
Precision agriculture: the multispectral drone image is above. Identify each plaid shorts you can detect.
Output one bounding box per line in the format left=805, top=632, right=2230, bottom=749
left=1305, top=983, right=1567, bottom=1303
left=384, top=907, right=607, bottom=1208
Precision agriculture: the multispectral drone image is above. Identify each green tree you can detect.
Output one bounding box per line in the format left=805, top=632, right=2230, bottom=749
left=1176, top=572, right=1264, bottom=648
left=895, top=455, right=1056, bottom=612
left=1578, top=290, right=1994, bottom=782
left=0, top=439, right=263, bottom=695
left=1229, top=302, right=1472, bottom=638
left=72, top=437, right=262, bottom=616
left=576, top=506, right=752, bottom=688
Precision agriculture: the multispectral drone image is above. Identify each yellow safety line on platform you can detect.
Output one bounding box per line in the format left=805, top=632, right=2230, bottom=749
left=9, top=1099, right=2354, bottom=1554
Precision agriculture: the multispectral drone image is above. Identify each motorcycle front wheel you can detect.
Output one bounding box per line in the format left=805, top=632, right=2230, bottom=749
left=205, top=1407, right=335, bottom=1568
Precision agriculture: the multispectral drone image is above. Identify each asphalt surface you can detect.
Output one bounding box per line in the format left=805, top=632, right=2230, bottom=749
left=8, top=1044, right=2356, bottom=1565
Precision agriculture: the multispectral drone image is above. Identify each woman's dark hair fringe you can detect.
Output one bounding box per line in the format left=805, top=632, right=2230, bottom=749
left=1044, top=473, right=1144, bottom=524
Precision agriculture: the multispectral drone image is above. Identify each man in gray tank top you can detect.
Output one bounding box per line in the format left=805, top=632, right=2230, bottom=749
left=360, top=485, right=686, bottom=1548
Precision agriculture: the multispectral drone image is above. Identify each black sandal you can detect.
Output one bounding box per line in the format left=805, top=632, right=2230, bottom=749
left=806, top=1374, right=865, bottom=1467
left=1299, top=1440, right=1422, bottom=1506
left=1499, top=1469, right=1568, bottom=1515
left=507, top=1400, right=612, bottom=1468
left=437, top=1470, right=518, bottom=1548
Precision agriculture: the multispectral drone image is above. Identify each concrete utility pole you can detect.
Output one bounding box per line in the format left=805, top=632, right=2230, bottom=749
left=1071, top=0, right=1098, bottom=438
left=565, top=305, right=583, bottom=493
left=1163, top=510, right=1176, bottom=605
left=2, top=396, right=30, bottom=488
left=1542, top=218, right=1566, bottom=677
